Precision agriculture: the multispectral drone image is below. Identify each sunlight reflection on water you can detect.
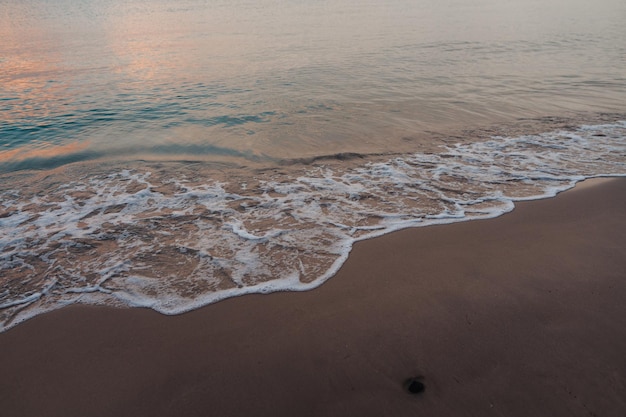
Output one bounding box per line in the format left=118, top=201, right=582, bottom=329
left=1, top=0, right=625, bottom=169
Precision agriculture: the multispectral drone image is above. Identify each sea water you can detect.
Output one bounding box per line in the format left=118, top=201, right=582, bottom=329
left=1, top=0, right=625, bottom=331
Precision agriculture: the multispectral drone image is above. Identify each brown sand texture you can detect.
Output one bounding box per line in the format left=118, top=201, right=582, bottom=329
left=1, top=178, right=625, bottom=417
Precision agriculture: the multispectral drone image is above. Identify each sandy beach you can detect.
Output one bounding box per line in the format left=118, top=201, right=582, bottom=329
left=1, top=177, right=625, bottom=417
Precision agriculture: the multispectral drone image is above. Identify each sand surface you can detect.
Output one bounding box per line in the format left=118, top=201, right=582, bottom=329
left=1, top=178, right=625, bottom=417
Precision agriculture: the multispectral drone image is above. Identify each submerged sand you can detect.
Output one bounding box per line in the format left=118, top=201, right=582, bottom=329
left=1, top=178, right=625, bottom=417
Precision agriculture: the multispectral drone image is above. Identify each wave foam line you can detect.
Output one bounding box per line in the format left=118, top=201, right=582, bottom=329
left=0, top=121, right=625, bottom=332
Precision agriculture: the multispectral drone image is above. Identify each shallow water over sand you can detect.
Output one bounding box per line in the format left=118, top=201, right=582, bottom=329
left=1, top=0, right=625, bottom=330
left=2, top=119, right=625, bottom=331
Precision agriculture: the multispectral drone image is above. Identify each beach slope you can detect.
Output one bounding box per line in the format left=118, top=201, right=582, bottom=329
left=1, top=178, right=625, bottom=417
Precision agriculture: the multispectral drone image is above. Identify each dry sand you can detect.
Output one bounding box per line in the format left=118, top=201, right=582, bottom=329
left=1, top=178, right=625, bottom=417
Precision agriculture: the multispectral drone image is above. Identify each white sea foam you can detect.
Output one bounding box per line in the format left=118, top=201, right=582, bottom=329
left=0, top=121, right=625, bottom=331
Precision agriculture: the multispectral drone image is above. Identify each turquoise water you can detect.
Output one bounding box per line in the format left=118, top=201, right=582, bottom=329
left=0, top=0, right=625, bottom=330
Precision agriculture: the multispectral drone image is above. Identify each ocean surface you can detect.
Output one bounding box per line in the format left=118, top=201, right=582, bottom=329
left=1, top=0, right=625, bottom=331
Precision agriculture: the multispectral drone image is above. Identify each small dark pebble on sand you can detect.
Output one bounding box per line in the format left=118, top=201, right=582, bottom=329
left=405, top=377, right=425, bottom=394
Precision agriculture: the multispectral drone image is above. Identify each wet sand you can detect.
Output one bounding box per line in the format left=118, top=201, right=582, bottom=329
left=1, top=178, right=625, bottom=417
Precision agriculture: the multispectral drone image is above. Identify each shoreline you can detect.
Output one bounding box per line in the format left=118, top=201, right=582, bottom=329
left=1, top=177, right=625, bottom=416
left=1, top=118, right=624, bottom=332
left=1, top=175, right=620, bottom=335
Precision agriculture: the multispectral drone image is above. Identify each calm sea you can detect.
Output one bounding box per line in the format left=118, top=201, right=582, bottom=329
left=1, top=0, right=625, bottom=331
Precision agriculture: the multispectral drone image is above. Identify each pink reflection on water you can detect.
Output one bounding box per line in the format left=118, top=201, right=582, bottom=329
left=0, top=141, right=90, bottom=163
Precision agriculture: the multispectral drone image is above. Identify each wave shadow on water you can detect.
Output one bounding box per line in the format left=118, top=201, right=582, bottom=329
left=0, top=141, right=278, bottom=173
